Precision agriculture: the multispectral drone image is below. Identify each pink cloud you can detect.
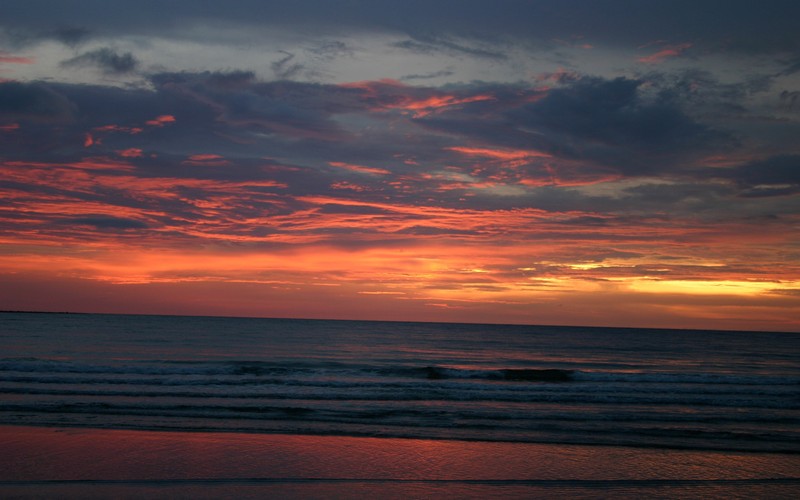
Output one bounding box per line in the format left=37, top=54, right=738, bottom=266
left=329, top=161, right=391, bottom=175
left=638, top=43, right=692, bottom=64
left=340, top=79, right=495, bottom=118
left=94, top=124, right=144, bottom=135
left=146, top=115, right=176, bottom=127
left=182, top=154, right=232, bottom=167
left=117, top=148, right=144, bottom=158
left=0, top=51, right=34, bottom=64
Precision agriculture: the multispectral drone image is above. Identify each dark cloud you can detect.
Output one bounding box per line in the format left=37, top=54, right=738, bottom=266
left=3, top=0, right=799, bottom=56
left=510, top=77, right=728, bottom=171
left=61, top=48, right=139, bottom=74
left=780, top=91, right=799, bottom=111
left=723, top=155, right=800, bottom=197
left=316, top=204, right=392, bottom=215
left=67, top=216, right=149, bottom=230
left=779, top=56, right=800, bottom=76
left=0, top=68, right=794, bottom=227
left=392, top=34, right=506, bottom=60
left=639, top=69, right=772, bottom=117
left=417, top=76, right=733, bottom=177
left=395, top=225, right=478, bottom=236
left=0, top=81, right=75, bottom=122
left=306, top=40, right=353, bottom=61
left=150, top=72, right=361, bottom=142
left=401, top=70, right=455, bottom=81
left=205, top=70, right=257, bottom=89
left=271, top=51, right=304, bottom=80
left=49, top=26, right=92, bottom=47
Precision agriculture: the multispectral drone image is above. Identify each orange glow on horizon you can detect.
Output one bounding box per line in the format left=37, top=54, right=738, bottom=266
left=2, top=156, right=799, bottom=330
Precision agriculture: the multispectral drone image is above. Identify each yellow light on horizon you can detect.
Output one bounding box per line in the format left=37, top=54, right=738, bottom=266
left=627, top=279, right=781, bottom=296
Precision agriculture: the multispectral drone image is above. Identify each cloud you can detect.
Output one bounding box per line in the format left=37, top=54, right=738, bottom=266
left=0, top=51, right=34, bottom=64
left=150, top=71, right=362, bottom=142
left=48, top=26, right=92, bottom=47
left=401, top=69, right=455, bottom=81
left=0, top=81, right=75, bottom=122
left=392, top=34, right=507, bottom=60
left=271, top=51, right=304, bottom=80
left=67, top=215, right=149, bottom=230
left=61, top=48, right=139, bottom=74
left=722, top=155, right=800, bottom=197
left=637, top=42, right=692, bottom=64
left=415, top=76, right=733, bottom=178
left=511, top=77, right=717, bottom=162
left=306, top=40, right=354, bottom=61
left=3, top=1, right=800, bottom=60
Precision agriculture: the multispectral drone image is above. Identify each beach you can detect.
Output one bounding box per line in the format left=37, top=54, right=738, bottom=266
left=2, top=425, right=799, bottom=499
left=2, top=313, right=799, bottom=498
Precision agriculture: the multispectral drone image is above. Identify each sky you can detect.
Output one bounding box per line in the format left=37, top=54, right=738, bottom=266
left=1, top=0, right=799, bottom=331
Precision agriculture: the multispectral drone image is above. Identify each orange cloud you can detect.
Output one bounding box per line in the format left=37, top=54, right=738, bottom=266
left=638, top=43, right=692, bottom=64
left=183, top=154, right=231, bottom=166
left=94, top=124, right=144, bottom=135
left=145, top=115, right=176, bottom=127
left=117, top=148, right=143, bottom=158
left=341, top=79, right=495, bottom=117
left=330, top=181, right=370, bottom=191
left=397, top=94, right=495, bottom=118
left=448, top=146, right=552, bottom=161
left=3, top=153, right=799, bottom=331
left=329, top=161, right=391, bottom=175
left=0, top=123, right=20, bottom=132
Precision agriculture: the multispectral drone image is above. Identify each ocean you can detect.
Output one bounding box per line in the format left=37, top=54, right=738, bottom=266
left=1, top=312, right=798, bottom=454
left=0, top=313, right=800, bottom=452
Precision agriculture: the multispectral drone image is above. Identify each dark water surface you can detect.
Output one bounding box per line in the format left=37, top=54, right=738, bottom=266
left=1, top=312, right=798, bottom=452
left=2, top=313, right=799, bottom=498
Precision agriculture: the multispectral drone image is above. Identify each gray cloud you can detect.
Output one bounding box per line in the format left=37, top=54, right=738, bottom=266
left=416, top=76, right=733, bottom=177
left=1, top=66, right=796, bottom=228
left=401, top=70, right=455, bottom=81
left=48, top=26, right=92, bottom=47
left=392, top=35, right=507, bottom=60
left=510, top=77, right=729, bottom=171
left=270, top=51, right=304, bottom=80
left=4, top=1, right=800, bottom=56
left=61, top=47, right=139, bottom=74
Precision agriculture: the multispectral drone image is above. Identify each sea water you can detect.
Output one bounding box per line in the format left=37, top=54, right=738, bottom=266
left=1, top=312, right=798, bottom=454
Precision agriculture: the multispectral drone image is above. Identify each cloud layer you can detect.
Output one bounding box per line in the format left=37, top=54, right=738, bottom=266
left=1, top=1, right=799, bottom=330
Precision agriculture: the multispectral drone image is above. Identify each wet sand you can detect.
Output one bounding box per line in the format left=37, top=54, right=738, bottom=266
left=1, top=425, right=798, bottom=499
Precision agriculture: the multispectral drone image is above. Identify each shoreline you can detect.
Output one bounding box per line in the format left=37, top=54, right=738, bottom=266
left=0, top=424, right=800, bottom=482
left=1, top=419, right=797, bottom=456
left=3, top=424, right=798, bottom=498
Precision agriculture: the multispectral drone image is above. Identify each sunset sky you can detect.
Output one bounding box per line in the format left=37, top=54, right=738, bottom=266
left=1, top=1, right=799, bottom=331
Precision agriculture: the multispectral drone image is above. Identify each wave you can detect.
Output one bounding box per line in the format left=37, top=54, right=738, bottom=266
left=3, top=356, right=799, bottom=452
left=1, top=399, right=797, bottom=453
left=3, top=358, right=798, bottom=386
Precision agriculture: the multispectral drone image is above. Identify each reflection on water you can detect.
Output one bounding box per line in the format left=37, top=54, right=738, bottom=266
left=2, top=426, right=799, bottom=482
